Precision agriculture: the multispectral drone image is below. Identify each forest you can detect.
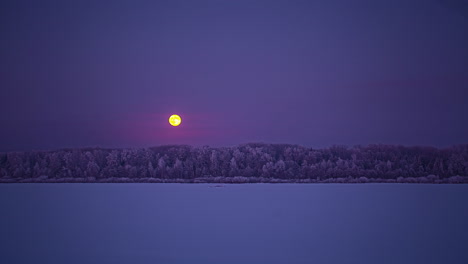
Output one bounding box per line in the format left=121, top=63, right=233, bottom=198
left=1, top=143, right=467, bottom=183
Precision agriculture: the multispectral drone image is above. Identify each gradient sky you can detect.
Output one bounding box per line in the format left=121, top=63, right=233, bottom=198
left=1, top=0, right=467, bottom=151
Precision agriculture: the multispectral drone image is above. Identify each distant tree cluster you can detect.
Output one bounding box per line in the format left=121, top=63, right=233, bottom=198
left=1, top=143, right=467, bottom=183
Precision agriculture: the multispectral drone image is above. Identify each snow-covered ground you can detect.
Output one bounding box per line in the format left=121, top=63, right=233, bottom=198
left=1, top=184, right=467, bottom=264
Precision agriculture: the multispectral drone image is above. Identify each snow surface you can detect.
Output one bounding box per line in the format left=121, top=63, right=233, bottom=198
left=1, top=183, right=467, bottom=264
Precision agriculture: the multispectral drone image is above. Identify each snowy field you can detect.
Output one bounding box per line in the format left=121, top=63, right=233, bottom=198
left=1, top=184, right=468, bottom=264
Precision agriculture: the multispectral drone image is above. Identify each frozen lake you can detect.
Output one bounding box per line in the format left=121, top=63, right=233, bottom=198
left=1, top=184, right=468, bottom=264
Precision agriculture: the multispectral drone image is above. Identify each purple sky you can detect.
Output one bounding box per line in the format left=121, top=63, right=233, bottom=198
left=1, top=0, right=467, bottom=151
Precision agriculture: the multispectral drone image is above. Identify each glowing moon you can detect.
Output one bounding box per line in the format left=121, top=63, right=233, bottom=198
left=169, top=114, right=182, bottom=126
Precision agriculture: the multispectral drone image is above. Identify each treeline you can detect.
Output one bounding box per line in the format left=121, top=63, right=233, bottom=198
left=1, top=143, right=468, bottom=183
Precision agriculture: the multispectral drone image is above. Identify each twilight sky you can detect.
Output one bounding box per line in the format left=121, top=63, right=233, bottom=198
left=1, top=0, right=467, bottom=151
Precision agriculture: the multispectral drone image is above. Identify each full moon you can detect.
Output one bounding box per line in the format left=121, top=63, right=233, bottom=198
left=169, top=114, right=182, bottom=126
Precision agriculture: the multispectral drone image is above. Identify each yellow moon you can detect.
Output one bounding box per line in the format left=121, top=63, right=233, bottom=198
left=169, top=114, right=182, bottom=126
